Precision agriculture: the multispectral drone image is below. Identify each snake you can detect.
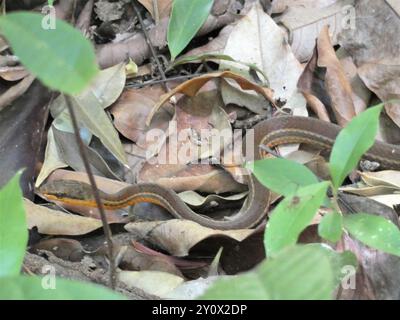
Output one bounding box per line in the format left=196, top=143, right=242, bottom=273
left=38, top=116, right=400, bottom=230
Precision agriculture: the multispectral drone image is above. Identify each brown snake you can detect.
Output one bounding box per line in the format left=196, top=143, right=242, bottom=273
left=39, top=116, right=400, bottom=230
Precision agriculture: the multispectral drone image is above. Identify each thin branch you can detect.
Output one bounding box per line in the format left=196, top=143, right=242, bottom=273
left=64, top=95, right=116, bottom=289
left=132, top=1, right=169, bottom=92
left=125, top=72, right=206, bottom=88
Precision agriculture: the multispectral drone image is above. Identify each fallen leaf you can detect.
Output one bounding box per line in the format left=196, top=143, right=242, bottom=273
left=219, top=3, right=306, bottom=114
left=338, top=0, right=400, bottom=127
left=277, top=0, right=355, bottom=62
left=124, top=220, right=255, bottom=257
left=118, top=270, right=184, bottom=298
left=25, top=199, right=102, bottom=235
left=298, top=26, right=356, bottom=126
left=138, top=0, right=172, bottom=20
left=30, top=238, right=85, bottom=262
left=146, top=71, right=275, bottom=126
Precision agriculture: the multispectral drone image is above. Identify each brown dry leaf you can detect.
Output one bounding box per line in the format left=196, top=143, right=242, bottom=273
left=277, top=0, right=354, bottom=62
left=110, top=86, right=173, bottom=146
left=132, top=241, right=207, bottom=270
left=138, top=0, right=172, bottom=20
left=0, top=66, right=29, bottom=81
left=338, top=0, right=400, bottom=127
left=298, top=26, right=356, bottom=126
left=139, top=163, right=246, bottom=194
left=25, top=199, right=103, bottom=235
left=219, top=3, right=306, bottom=115
left=337, top=48, right=370, bottom=114
left=317, top=26, right=355, bottom=125
left=146, top=71, right=275, bottom=126
left=124, top=220, right=255, bottom=257
left=30, top=238, right=85, bottom=262
left=118, top=246, right=183, bottom=277
left=118, top=270, right=184, bottom=298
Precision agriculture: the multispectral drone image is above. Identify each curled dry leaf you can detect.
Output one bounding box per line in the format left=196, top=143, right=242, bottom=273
left=298, top=25, right=356, bottom=126
left=139, top=163, right=246, bottom=194
left=145, top=71, right=275, bottom=126
left=124, top=220, right=255, bottom=257
left=360, top=171, right=400, bottom=190
left=118, top=246, right=183, bottom=277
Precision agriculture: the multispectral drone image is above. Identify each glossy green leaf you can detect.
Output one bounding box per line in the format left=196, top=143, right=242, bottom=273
left=0, top=276, right=125, bottom=300
left=0, top=172, right=27, bottom=277
left=168, top=0, right=214, bottom=59
left=248, top=158, right=319, bottom=196
left=201, top=245, right=343, bottom=300
left=344, top=213, right=400, bottom=256
left=318, top=211, right=343, bottom=243
left=329, top=105, right=383, bottom=190
left=0, top=12, right=98, bottom=95
left=265, top=182, right=329, bottom=257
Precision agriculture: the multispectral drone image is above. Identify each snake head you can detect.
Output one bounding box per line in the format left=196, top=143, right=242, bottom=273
left=37, top=180, right=95, bottom=201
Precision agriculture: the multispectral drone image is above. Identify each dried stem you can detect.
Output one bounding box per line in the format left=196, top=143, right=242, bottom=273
left=64, top=95, right=116, bottom=289
left=132, top=1, right=169, bottom=92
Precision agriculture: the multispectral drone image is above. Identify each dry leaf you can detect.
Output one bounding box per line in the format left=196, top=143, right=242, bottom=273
left=220, top=3, right=306, bottom=114
left=25, top=199, right=103, bottom=235
left=338, top=0, right=400, bottom=127
left=146, top=71, right=275, bottom=126
left=124, top=220, right=255, bottom=257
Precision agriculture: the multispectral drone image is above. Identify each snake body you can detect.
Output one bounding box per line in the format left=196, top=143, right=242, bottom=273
left=39, top=116, right=400, bottom=230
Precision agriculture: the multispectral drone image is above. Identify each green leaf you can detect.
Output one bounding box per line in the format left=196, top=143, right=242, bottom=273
left=201, top=245, right=342, bottom=300
left=318, top=211, right=343, bottom=243
left=343, top=213, right=400, bottom=256
left=168, top=0, right=214, bottom=59
left=265, top=182, right=329, bottom=257
left=0, top=12, right=98, bottom=95
left=247, top=158, right=319, bottom=196
left=0, top=172, right=27, bottom=277
left=0, top=276, right=125, bottom=300
left=329, top=105, right=383, bottom=190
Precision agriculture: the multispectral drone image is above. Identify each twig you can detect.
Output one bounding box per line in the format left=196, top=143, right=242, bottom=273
left=125, top=72, right=205, bottom=88
left=132, top=1, right=169, bottom=92
left=64, top=95, right=116, bottom=289
left=152, top=0, right=160, bottom=25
